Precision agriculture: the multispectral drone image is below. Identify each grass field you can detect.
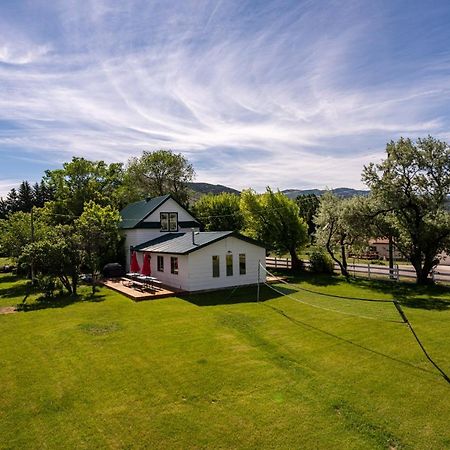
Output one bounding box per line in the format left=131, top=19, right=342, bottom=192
left=1, top=268, right=450, bottom=449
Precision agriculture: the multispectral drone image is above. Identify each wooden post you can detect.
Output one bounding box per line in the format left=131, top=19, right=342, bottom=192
left=368, top=263, right=370, bottom=279
left=257, top=260, right=261, bottom=303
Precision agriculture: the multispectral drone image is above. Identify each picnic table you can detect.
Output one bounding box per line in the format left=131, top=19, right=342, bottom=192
left=124, top=274, right=162, bottom=291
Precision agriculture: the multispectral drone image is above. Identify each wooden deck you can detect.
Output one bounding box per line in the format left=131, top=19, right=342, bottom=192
left=102, top=278, right=185, bottom=301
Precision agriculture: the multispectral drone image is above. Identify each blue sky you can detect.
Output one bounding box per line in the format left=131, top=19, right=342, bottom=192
left=1, top=0, right=450, bottom=196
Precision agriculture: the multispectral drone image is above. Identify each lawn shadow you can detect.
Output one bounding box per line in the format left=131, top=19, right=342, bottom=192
left=352, top=278, right=450, bottom=312
left=0, top=274, right=22, bottom=284
left=18, top=292, right=106, bottom=312
left=0, top=281, right=31, bottom=300
left=183, top=284, right=297, bottom=307
left=268, top=269, right=342, bottom=288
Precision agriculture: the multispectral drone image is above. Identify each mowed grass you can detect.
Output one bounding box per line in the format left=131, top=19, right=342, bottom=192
left=1, top=270, right=450, bottom=449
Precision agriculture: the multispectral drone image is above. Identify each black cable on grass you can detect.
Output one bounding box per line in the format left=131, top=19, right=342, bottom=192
left=393, top=301, right=450, bottom=385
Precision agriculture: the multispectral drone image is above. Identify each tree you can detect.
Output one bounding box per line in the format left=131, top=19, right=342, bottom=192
left=17, top=181, right=34, bottom=213
left=20, top=225, right=82, bottom=295
left=314, top=192, right=369, bottom=277
left=76, top=202, right=121, bottom=294
left=192, top=193, right=244, bottom=231
left=125, top=150, right=195, bottom=206
left=240, top=188, right=308, bottom=270
left=296, top=193, right=320, bottom=241
left=44, top=157, right=124, bottom=220
left=363, top=136, right=450, bottom=284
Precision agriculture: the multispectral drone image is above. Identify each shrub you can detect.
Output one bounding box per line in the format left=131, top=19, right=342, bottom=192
left=309, top=248, right=334, bottom=274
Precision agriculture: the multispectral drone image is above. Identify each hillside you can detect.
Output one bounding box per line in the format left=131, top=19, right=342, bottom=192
left=282, top=187, right=370, bottom=199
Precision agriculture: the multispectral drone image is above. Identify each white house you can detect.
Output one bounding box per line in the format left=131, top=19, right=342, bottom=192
left=120, top=195, right=266, bottom=292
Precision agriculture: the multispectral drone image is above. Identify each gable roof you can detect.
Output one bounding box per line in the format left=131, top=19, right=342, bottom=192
left=133, top=231, right=265, bottom=254
left=119, top=194, right=200, bottom=229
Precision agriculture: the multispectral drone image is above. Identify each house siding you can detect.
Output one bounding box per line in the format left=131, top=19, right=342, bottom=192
left=186, top=236, right=266, bottom=292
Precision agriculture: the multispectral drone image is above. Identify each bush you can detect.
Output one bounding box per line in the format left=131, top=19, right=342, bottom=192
left=309, top=248, right=334, bottom=274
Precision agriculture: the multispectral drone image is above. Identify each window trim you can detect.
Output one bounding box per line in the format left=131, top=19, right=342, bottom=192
left=160, top=212, right=178, bottom=232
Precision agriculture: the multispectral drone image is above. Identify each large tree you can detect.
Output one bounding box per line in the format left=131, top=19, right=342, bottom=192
left=125, top=150, right=195, bottom=206
left=363, top=136, right=450, bottom=284
left=76, top=201, right=121, bottom=294
left=296, top=193, right=320, bottom=241
left=314, top=192, right=369, bottom=277
left=192, top=193, right=244, bottom=232
left=240, top=188, right=308, bottom=270
left=44, top=157, right=124, bottom=219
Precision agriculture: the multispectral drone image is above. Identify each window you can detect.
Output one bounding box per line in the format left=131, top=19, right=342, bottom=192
left=170, top=257, right=178, bottom=275
left=157, top=255, right=164, bottom=272
left=226, top=254, right=233, bottom=276
left=160, top=212, right=178, bottom=231
left=160, top=213, right=169, bottom=231
left=169, top=212, right=178, bottom=231
left=239, top=254, right=246, bottom=275
left=212, top=255, right=220, bottom=278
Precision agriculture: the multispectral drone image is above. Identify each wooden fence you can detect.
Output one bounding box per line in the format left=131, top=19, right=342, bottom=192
left=265, top=257, right=450, bottom=283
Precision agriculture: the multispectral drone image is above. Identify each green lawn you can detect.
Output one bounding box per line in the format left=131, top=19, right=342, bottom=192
left=1, top=270, right=450, bottom=449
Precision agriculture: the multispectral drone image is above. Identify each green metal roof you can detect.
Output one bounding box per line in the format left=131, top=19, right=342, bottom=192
left=119, top=194, right=171, bottom=229
left=134, top=231, right=265, bottom=254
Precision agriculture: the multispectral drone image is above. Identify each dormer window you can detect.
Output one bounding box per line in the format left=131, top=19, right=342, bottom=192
left=160, top=212, right=178, bottom=231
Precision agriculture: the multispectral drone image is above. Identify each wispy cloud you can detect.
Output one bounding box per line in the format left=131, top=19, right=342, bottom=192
left=1, top=0, right=450, bottom=192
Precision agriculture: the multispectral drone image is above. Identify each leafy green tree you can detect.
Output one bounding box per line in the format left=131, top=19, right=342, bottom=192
left=363, top=136, right=450, bottom=284
left=125, top=150, right=195, bottom=206
left=192, top=193, right=243, bottom=231
left=240, top=188, right=308, bottom=270
left=20, top=225, right=82, bottom=295
left=17, top=181, right=34, bottom=213
left=44, top=157, right=124, bottom=220
left=314, top=192, right=369, bottom=277
left=76, top=201, right=121, bottom=294
left=296, top=193, right=320, bottom=241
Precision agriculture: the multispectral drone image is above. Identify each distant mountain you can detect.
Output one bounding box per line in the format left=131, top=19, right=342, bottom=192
left=188, top=182, right=240, bottom=199
left=282, top=187, right=370, bottom=199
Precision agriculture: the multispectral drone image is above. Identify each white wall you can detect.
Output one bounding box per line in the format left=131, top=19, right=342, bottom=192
left=186, top=236, right=266, bottom=292
left=143, top=197, right=197, bottom=223
left=124, top=229, right=162, bottom=270
left=150, top=253, right=189, bottom=290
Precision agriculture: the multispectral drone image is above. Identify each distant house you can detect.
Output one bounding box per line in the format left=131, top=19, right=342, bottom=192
left=120, top=195, right=266, bottom=291
left=369, top=238, right=403, bottom=260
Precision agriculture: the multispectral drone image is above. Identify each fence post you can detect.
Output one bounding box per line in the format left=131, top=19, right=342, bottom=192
left=275, top=257, right=277, bottom=269
left=396, top=264, right=399, bottom=282
left=368, top=263, right=371, bottom=279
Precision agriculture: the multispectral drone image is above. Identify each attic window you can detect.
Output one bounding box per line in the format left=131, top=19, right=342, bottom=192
left=160, top=212, right=178, bottom=231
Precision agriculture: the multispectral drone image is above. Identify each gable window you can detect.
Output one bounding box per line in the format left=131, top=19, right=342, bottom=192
left=170, top=257, right=179, bottom=275
left=160, top=212, right=178, bottom=231
left=239, top=254, right=246, bottom=275
left=226, top=254, right=233, bottom=276
left=169, top=212, right=178, bottom=231
left=212, top=255, right=220, bottom=278
left=157, top=255, right=164, bottom=272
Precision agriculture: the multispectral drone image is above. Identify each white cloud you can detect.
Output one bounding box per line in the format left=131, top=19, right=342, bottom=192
left=0, top=0, right=449, bottom=191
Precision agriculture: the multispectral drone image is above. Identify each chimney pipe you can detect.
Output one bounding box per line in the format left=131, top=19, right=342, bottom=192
left=191, top=228, right=195, bottom=245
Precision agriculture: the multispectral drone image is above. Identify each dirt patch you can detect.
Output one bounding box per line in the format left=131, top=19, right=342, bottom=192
left=0, top=306, right=17, bottom=315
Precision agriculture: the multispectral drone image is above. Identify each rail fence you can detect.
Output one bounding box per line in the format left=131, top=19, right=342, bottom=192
left=265, top=257, right=450, bottom=283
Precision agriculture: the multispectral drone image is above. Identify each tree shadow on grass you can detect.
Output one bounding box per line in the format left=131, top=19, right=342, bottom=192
left=268, top=268, right=341, bottom=288
left=351, top=278, right=450, bottom=312
left=0, top=274, right=22, bottom=284
left=17, top=292, right=106, bottom=312
left=183, top=284, right=298, bottom=307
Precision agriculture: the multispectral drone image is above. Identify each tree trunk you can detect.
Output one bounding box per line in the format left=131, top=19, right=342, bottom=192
left=289, top=248, right=303, bottom=271
left=340, top=241, right=348, bottom=277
